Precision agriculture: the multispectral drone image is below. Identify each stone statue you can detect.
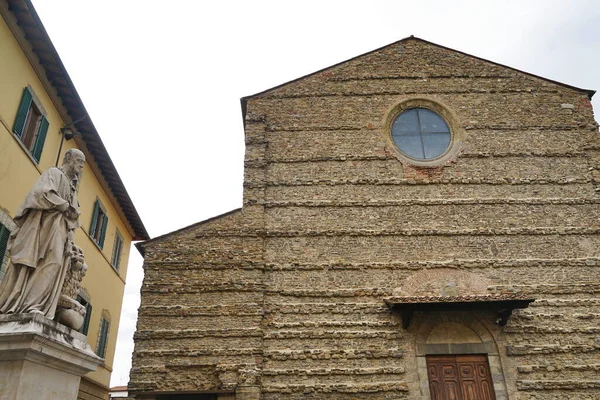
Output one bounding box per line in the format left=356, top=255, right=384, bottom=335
left=55, top=243, right=88, bottom=329
left=0, top=149, right=85, bottom=320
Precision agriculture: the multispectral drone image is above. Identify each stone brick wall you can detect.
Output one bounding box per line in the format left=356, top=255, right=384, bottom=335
left=129, top=38, right=600, bottom=399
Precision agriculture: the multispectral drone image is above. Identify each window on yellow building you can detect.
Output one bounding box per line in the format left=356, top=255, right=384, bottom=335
left=90, top=199, right=108, bottom=249
left=111, top=230, right=124, bottom=271
left=96, top=316, right=110, bottom=358
left=77, top=295, right=92, bottom=335
left=13, top=87, right=49, bottom=163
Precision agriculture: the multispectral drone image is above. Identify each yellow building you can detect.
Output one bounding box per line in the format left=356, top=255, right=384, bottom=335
left=0, top=1, right=149, bottom=399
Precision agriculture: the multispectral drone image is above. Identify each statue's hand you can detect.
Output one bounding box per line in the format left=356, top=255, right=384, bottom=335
left=64, top=205, right=79, bottom=220
left=57, top=201, right=69, bottom=213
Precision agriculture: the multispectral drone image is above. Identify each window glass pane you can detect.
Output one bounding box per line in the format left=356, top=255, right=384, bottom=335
left=111, top=232, right=123, bottom=270
left=418, top=109, right=449, bottom=133
left=22, top=105, right=41, bottom=150
left=393, top=135, right=424, bottom=159
left=94, top=209, right=105, bottom=239
left=422, top=133, right=451, bottom=159
left=392, top=109, right=419, bottom=135
left=391, top=108, right=451, bottom=160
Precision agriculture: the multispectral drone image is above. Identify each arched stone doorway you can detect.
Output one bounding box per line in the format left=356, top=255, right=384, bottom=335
left=413, top=312, right=508, bottom=400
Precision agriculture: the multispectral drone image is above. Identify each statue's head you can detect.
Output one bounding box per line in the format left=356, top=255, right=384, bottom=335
left=62, top=149, right=86, bottom=180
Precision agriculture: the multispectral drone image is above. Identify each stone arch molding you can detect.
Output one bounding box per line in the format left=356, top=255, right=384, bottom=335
left=394, top=268, right=490, bottom=297
left=414, top=313, right=509, bottom=400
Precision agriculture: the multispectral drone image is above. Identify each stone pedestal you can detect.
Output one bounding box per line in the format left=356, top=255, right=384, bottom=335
left=0, top=314, right=103, bottom=400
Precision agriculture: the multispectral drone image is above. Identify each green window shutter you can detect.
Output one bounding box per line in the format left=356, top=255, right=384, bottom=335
left=0, top=224, right=10, bottom=279
left=111, top=239, right=117, bottom=268
left=89, top=200, right=100, bottom=237
left=111, top=233, right=122, bottom=270
left=0, top=224, right=9, bottom=260
left=97, top=318, right=109, bottom=358
left=31, top=115, right=49, bottom=163
left=116, top=237, right=122, bottom=268
left=13, top=88, right=32, bottom=138
left=98, top=213, right=108, bottom=249
left=80, top=301, right=92, bottom=335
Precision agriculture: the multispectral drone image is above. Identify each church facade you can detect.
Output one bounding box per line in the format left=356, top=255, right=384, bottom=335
left=130, top=37, right=599, bottom=400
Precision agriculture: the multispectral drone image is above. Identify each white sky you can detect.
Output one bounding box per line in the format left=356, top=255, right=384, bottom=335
left=30, top=0, right=600, bottom=388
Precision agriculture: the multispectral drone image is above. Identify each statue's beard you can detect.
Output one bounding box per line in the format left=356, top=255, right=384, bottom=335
left=62, top=166, right=81, bottom=185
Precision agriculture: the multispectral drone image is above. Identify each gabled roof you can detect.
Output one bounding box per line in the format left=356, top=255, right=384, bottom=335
left=4, top=0, right=149, bottom=240
left=240, top=35, right=595, bottom=124
left=135, top=208, right=242, bottom=257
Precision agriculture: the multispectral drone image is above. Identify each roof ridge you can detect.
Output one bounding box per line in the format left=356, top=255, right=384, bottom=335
left=240, top=36, right=594, bottom=126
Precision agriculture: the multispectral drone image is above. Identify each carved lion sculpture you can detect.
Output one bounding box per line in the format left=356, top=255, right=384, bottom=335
left=55, top=244, right=88, bottom=329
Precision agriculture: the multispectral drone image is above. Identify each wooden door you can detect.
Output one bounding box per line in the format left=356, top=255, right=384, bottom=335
left=426, top=355, right=496, bottom=400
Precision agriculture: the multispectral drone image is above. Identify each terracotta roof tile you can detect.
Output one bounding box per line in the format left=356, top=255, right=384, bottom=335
left=384, top=293, right=534, bottom=305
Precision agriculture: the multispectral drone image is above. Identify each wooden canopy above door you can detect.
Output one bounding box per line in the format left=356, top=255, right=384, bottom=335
left=384, top=294, right=535, bottom=329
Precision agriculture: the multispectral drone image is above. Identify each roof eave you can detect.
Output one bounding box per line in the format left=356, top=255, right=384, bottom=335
left=5, top=0, right=149, bottom=240
left=135, top=208, right=242, bottom=257
left=240, top=35, right=595, bottom=124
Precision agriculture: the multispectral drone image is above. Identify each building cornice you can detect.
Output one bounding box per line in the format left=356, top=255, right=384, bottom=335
left=1, top=0, right=149, bottom=240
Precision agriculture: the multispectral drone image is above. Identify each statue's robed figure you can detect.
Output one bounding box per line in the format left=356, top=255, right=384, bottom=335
left=0, top=149, right=84, bottom=318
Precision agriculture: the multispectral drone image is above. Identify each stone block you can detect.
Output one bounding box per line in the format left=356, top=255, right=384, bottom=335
left=0, top=314, right=102, bottom=400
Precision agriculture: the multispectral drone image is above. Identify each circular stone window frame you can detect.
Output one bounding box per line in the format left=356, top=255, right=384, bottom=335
left=384, top=98, right=465, bottom=168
